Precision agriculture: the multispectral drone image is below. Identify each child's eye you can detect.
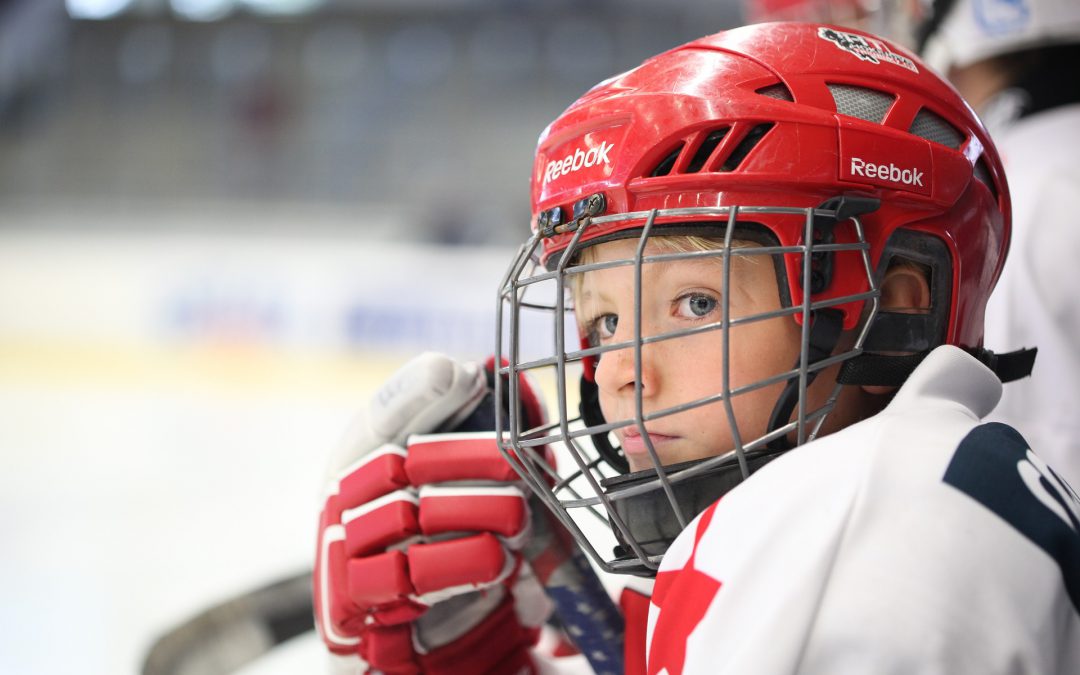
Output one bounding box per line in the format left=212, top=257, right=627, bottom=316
left=599, top=314, right=618, bottom=338
left=588, top=313, right=619, bottom=343
left=677, top=293, right=718, bottom=318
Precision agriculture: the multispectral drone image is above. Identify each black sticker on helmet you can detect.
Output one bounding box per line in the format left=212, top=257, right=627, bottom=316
left=818, top=27, right=919, bottom=73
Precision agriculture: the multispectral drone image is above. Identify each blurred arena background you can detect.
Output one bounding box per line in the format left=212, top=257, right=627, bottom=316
left=0, top=1, right=759, bottom=673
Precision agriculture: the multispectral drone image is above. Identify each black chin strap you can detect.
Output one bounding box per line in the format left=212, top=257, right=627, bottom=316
left=766, top=309, right=845, bottom=451
left=766, top=317, right=1037, bottom=450
left=837, top=347, right=1038, bottom=387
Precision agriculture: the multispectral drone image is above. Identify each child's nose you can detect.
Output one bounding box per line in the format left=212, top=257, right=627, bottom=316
left=594, top=337, right=658, bottom=399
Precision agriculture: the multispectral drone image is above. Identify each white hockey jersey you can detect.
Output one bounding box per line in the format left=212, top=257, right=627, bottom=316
left=984, top=103, right=1080, bottom=489
left=644, top=346, right=1080, bottom=675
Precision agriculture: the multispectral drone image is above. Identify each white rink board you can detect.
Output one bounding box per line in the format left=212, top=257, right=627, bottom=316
left=0, top=221, right=521, bottom=675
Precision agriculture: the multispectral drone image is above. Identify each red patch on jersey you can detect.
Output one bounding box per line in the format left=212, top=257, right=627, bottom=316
left=647, top=503, right=723, bottom=675
left=648, top=570, right=721, bottom=675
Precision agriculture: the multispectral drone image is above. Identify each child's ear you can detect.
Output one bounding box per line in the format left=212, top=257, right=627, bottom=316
left=861, top=262, right=932, bottom=396
left=879, top=262, right=931, bottom=313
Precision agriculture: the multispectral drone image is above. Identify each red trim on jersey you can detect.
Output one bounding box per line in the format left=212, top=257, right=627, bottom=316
left=647, top=502, right=723, bottom=675
left=652, top=502, right=718, bottom=607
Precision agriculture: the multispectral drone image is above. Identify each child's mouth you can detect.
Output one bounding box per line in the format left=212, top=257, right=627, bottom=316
left=619, top=427, right=679, bottom=457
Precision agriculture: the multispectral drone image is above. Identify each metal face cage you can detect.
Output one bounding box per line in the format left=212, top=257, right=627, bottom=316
left=495, top=203, right=880, bottom=576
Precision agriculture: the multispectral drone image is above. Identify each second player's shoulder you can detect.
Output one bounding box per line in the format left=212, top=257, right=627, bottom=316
left=996, top=103, right=1080, bottom=170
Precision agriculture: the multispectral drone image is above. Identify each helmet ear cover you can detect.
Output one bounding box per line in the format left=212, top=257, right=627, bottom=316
left=861, top=228, right=952, bottom=354
left=835, top=228, right=1037, bottom=386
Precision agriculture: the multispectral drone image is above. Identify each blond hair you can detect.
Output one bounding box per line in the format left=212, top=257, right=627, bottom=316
left=568, top=234, right=757, bottom=307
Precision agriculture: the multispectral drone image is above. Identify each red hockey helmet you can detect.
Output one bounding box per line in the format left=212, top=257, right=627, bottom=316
left=495, top=22, right=1025, bottom=575
left=533, top=22, right=1008, bottom=347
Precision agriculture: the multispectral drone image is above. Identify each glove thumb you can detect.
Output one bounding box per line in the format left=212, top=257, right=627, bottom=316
left=327, top=352, right=488, bottom=475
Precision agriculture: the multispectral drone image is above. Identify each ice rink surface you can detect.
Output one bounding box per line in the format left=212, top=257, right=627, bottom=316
left=0, top=220, right=514, bottom=674
left=0, top=383, right=339, bottom=674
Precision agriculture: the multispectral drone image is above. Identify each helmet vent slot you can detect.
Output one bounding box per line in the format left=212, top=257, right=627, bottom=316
left=685, top=128, right=729, bottom=173
left=827, top=84, right=895, bottom=123
left=720, top=123, right=774, bottom=172
left=972, top=158, right=999, bottom=200
left=650, top=143, right=684, bottom=177
left=909, top=108, right=964, bottom=149
left=756, top=83, right=794, bottom=101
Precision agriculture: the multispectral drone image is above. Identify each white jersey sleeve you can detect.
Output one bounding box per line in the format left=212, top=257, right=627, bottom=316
left=646, top=346, right=1080, bottom=675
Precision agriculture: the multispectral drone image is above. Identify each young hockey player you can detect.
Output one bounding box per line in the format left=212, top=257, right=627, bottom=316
left=314, top=22, right=1079, bottom=674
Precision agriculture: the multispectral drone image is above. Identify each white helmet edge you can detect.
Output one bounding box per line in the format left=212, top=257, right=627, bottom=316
left=922, top=0, right=1080, bottom=72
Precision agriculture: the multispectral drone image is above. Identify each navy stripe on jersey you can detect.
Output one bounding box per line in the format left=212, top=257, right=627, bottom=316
left=943, top=422, right=1080, bottom=613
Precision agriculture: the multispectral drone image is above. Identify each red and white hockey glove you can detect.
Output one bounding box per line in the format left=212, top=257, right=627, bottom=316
left=314, top=352, right=554, bottom=675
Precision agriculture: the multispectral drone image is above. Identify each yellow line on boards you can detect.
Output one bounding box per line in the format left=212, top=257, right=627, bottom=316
left=0, top=340, right=410, bottom=397
left=0, top=340, right=581, bottom=409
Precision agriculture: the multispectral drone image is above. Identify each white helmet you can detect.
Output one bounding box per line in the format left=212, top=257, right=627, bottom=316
left=919, top=0, right=1080, bottom=72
